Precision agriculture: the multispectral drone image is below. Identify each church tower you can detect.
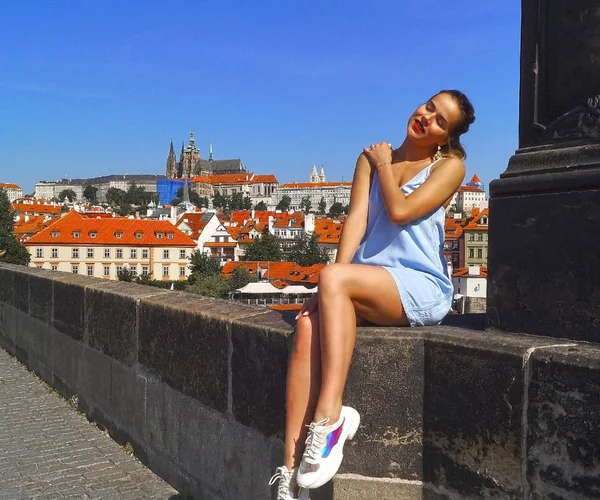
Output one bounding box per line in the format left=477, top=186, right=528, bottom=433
left=180, top=129, right=201, bottom=178
left=319, top=166, right=326, bottom=183
left=166, top=139, right=178, bottom=179
left=310, top=164, right=319, bottom=183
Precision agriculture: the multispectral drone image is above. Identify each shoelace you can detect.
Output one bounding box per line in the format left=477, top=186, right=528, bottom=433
left=269, top=466, right=292, bottom=499
left=303, top=417, right=329, bottom=462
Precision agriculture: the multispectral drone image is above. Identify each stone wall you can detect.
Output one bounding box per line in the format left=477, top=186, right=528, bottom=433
left=465, top=297, right=487, bottom=314
left=1, top=263, right=599, bottom=499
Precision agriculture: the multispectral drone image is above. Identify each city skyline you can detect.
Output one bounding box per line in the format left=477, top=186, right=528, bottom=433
left=0, top=1, right=520, bottom=192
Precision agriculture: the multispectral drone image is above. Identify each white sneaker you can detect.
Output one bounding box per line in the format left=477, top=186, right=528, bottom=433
left=269, top=466, right=311, bottom=500
left=296, top=406, right=361, bottom=489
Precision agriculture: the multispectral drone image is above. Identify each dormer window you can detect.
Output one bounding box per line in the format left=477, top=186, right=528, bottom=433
left=156, top=232, right=163, bottom=239
left=89, top=232, right=97, bottom=239
left=51, top=231, right=59, bottom=238
left=115, top=232, right=123, bottom=239
left=167, top=233, right=174, bottom=240
left=135, top=232, right=143, bottom=239
left=72, top=231, right=81, bottom=238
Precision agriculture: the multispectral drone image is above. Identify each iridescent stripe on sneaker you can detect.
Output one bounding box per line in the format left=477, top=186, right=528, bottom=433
left=321, top=419, right=344, bottom=458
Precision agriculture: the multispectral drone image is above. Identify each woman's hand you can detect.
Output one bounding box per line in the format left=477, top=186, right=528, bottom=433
left=363, top=142, right=393, bottom=170
left=295, top=293, right=319, bottom=320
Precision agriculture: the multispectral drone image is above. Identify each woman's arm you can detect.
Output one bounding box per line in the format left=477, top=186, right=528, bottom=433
left=366, top=143, right=465, bottom=225
left=335, top=153, right=373, bottom=264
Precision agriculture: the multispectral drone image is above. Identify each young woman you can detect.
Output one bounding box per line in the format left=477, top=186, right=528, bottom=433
left=270, top=90, right=475, bottom=499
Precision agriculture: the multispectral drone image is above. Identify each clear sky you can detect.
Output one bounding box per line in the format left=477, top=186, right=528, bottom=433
left=0, top=0, right=520, bottom=193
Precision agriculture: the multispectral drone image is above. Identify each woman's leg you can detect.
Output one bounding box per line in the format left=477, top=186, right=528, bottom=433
left=284, top=312, right=322, bottom=470
left=313, top=264, right=408, bottom=423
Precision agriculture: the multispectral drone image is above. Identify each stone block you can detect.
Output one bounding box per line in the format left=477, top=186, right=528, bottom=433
left=0, top=265, right=15, bottom=305
left=342, top=328, right=425, bottom=480
left=328, top=475, right=424, bottom=500
left=139, top=294, right=239, bottom=413
left=231, top=311, right=292, bottom=437
left=178, top=396, right=228, bottom=489
left=29, top=275, right=53, bottom=323
left=50, top=328, right=84, bottom=393
left=14, top=309, right=52, bottom=363
left=421, top=327, right=530, bottom=498
left=145, top=378, right=182, bottom=464
left=13, top=272, right=29, bottom=313
left=81, top=345, right=112, bottom=412
left=526, top=344, right=600, bottom=499
left=110, top=360, right=147, bottom=443
left=53, top=281, right=84, bottom=341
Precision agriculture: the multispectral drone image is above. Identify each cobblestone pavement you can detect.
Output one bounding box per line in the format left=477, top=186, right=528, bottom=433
left=0, top=349, right=179, bottom=499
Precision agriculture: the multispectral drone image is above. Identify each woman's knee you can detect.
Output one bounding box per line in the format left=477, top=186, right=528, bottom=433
left=318, top=263, right=346, bottom=292
left=293, top=314, right=319, bottom=354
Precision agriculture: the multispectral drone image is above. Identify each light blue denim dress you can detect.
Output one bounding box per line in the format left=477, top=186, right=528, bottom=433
left=351, top=160, right=452, bottom=326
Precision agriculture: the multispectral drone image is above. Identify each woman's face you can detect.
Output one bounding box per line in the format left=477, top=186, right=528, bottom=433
left=407, top=93, right=463, bottom=148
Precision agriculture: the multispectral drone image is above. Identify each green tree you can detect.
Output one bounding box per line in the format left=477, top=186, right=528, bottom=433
left=0, top=189, right=30, bottom=265
left=243, top=196, right=252, bottom=210
left=243, top=232, right=283, bottom=262
left=300, top=196, right=312, bottom=213
left=116, top=202, right=133, bottom=216
left=106, top=187, right=127, bottom=206
left=58, top=189, right=77, bottom=202
left=228, top=267, right=257, bottom=292
left=328, top=202, right=344, bottom=218
left=229, top=192, right=245, bottom=211
left=276, top=195, right=291, bottom=212
left=289, top=233, right=330, bottom=266
left=188, top=250, right=221, bottom=283
left=254, top=201, right=267, bottom=211
left=117, top=266, right=134, bottom=282
left=186, top=274, right=230, bottom=299
left=83, top=185, right=98, bottom=204
left=318, top=197, right=327, bottom=215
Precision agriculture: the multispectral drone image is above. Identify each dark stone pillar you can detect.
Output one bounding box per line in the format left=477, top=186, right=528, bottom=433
left=487, top=1, right=600, bottom=341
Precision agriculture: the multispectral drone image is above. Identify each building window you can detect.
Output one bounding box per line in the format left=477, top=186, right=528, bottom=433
left=163, top=249, right=170, bottom=259
left=51, top=248, right=58, bottom=258
left=36, top=248, right=43, bottom=258
left=87, top=265, right=94, bottom=276
left=476, top=233, right=483, bottom=242
left=104, top=248, right=110, bottom=258
left=167, top=233, right=174, bottom=240
left=72, top=248, right=79, bottom=258
left=116, top=266, right=123, bottom=275
left=72, top=231, right=81, bottom=238
left=156, top=233, right=163, bottom=239
left=51, top=231, right=59, bottom=238
left=179, top=266, right=186, bottom=277
left=163, top=266, right=169, bottom=277
left=87, top=248, right=94, bottom=258
left=89, top=232, right=97, bottom=239
left=103, top=265, right=110, bottom=277
left=477, top=248, right=483, bottom=259
left=115, top=232, right=123, bottom=239
left=72, top=265, right=79, bottom=274
left=469, top=248, right=474, bottom=258
left=116, top=248, right=123, bottom=259
left=130, top=267, right=137, bottom=277
left=142, top=266, right=149, bottom=276
left=142, top=249, right=149, bottom=259
left=135, top=232, right=143, bottom=239
left=130, top=249, right=137, bottom=259
left=180, top=249, right=186, bottom=259
left=51, top=265, right=58, bottom=271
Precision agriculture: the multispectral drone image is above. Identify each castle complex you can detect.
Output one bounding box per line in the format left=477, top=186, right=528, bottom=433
left=166, top=129, right=246, bottom=179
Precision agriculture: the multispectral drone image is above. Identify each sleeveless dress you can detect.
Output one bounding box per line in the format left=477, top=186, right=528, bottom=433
left=351, top=159, right=452, bottom=326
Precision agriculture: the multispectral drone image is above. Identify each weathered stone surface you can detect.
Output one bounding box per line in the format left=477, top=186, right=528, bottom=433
left=342, top=328, right=425, bottom=480
left=53, top=280, right=84, bottom=341
left=110, top=360, right=146, bottom=443
left=0, top=265, right=15, bottom=306
left=50, top=327, right=84, bottom=394
left=487, top=190, right=600, bottom=342
left=12, top=272, right=29, bottom=313
left=29, top=275, right=53, bottom=323
left=138, top=295, right=231, bottom=412
left=330, top=475, right=424, bottom=500
left=145, top=377, right=182, bottom=464
left=421, top=328, right=531, bottom=498
left=527, top=344, right=600, bottom=499
left=81, top=344, right=112, bottom=412
left=231, top=311, right=292, bottom=437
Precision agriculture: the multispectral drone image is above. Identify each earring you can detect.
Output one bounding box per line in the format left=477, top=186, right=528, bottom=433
left=433, top=145, right=443, bottom=161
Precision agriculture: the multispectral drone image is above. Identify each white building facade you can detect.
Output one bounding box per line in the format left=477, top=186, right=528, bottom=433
left=0, top=183, right=24, bottom=202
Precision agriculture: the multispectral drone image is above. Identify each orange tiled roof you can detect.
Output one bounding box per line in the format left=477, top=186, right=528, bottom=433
left=251, top=174, right=278, bottom=184
left=210, top=173, right=254, bottom=185
left=12, top=201, right=61, bottom=214
left=314, top=218, right=343, bottom=244
left=452, top=266, right=487, bottom=278
left=189, top=176, right=212, bottom=184
left=13, top=215, right=55, bottom=235
left=225, top=226, right=241, bottom=239
left=463, top=209, right=489, bottom=231
left=286, top=264, right=326, bottom=284
left=458, top=185, right=485, bottom=193
left=176, top=213, right=212, bottom=239
left=0, top=183, right=22, bottom=189
left=25, top=211, right=196, bottom=247
left=204, top=242, right=237, bottom=248
left=444, top=218, right=464, bottom=239
left=280, top=182, right=352, bottom=189
left=468, top=174, right=482, bottom=184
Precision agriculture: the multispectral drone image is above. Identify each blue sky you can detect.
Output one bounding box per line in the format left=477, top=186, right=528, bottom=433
left=0, top=0, right=520, bottom=193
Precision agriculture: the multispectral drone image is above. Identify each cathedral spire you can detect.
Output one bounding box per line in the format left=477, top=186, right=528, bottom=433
left=319, top=166, right=326, bottom=183
left=209, top=141, right=213, bottom=162
left=310, top=164, right=319, bottom=183
left=166, top=139, right=178, bottom=179
left=189, top=128, right=196, bottom=151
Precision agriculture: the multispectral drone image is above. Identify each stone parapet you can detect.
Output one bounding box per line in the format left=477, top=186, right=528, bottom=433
left=1, top=264, right=600, bottom=499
